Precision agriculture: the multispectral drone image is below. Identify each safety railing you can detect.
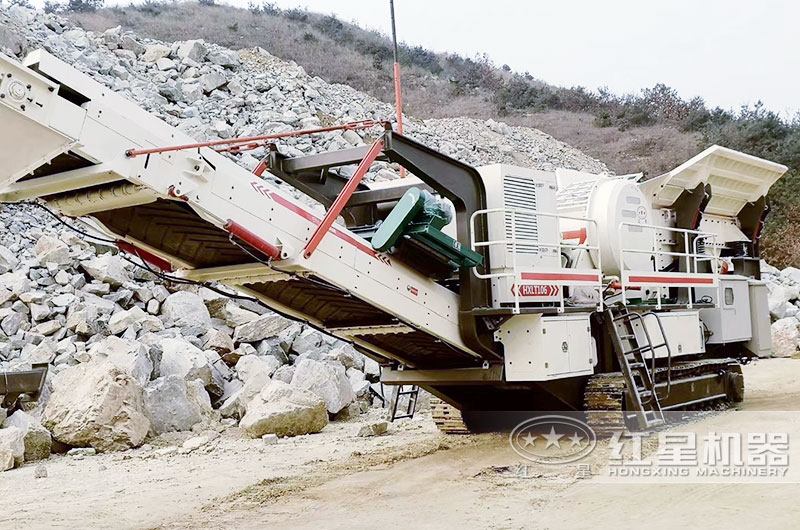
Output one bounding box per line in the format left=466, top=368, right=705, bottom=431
left=470, top=207, right=603, bottom=314
left=618, top=222, right=718, bottom=309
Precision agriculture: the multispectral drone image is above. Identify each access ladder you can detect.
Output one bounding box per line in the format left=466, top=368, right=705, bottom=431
left=606, top=307, right=672, bottom=429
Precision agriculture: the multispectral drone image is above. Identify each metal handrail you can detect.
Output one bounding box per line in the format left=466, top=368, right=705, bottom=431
left=617, top=221, right=719, bottom=309
left=469, top=207, right=603, bottom=314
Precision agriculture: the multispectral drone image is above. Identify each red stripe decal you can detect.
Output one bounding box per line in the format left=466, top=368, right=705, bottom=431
left=520, top=272, right=599, bottom=282
left=268, top=192, right=379, bottom=259
left=628, top=276, right=714, bottom=284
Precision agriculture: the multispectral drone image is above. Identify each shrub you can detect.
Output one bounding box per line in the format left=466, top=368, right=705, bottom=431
left=65, top=0, right=104, bottom=12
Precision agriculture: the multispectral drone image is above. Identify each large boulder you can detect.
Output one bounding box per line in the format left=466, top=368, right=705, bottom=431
left=233, top=312, right=290, bottom=343
left=161, top=291, right=212, bottom=330
left=158, top=338, right=212, bottom=385
left=0, top=427, right=25, bottom=471
left=240, top=380, right=328, bottom=438
left=3, top=410, right=51, bottom=462
left=771, top=318, right=800, bottom=358
left=143, top=375, right=213, bottom=433
left=42, top=360, right=150, bottom=452
left=291, top=358, right=355, bottom=414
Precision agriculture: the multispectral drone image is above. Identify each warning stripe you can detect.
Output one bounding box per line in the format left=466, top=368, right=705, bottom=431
left=268, top=192, right=379, bottom=259
left=520, top=272, right=600, bottom=282
left=627, top=275, right=714, bottom=285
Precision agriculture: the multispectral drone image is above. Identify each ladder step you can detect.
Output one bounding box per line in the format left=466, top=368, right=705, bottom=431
left=629, top=362, right=645, bottom=369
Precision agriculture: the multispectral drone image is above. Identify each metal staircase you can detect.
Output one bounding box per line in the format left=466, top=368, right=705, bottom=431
left=605, top=307, right=671, bottom=429
left=389, top=385, right=420, bottom=421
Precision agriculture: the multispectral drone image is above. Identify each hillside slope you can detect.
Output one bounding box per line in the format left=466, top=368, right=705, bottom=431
left=65, top=2, right=699, bottom=176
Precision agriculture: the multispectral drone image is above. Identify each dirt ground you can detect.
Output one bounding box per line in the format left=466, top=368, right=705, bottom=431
left=3, top=358, right=799, bottom=530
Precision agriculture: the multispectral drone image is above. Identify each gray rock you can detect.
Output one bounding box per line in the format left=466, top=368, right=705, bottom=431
left=4, top=410, right=51, bottom=462
left=233, top=313, right=290, bottom=343
left=291, top=358, right=356, bottom=414
left=162, top=291, right=212, bottom=330
left=143, top=375, right=204, bottom=433
left=177, top=39, right=207, bottom=62
left=108, top=306, right=148, bottom=335
left=43, top=360, right=150, bottom=452
left=0, top=426, right=25, bottom=471
left=203, top=328, right=234, bottom=354
left=235, top=354, right=279, bottom=383
left=200, top=71, right=227, bottom=94
left=158, top=338, right=212, bottom=385
left=207, top=48, right=239, bottom=67
left=34, top=236, right=70, bottom=265
left=0, top=244, right=19, bottom=274
left=120, top=35, right=145, bottom=55
left=326, top=343, right=365, bottom=371
left=80, top=254, right=131, bottom=286
left=91, top=336, right=153, bottom=386
left=155, top=57, right=176, bottom=71
left=355, top=421, right=388, bottom=437
left=239, top=380, right=328, bottom=438
left=272, top=364, right=295, bottom=384
left=771, top=318, right=799, bottom=358
left=291, top=328, right=323, bottom=355
left=142, top=44, right=170, bottom=63
left=1, top=311, right=25, bottom=336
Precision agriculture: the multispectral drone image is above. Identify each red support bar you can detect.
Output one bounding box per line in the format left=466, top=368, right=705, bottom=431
left=303, top=138, right=385, bottom=259
left=393, top=62, right=406, bottom=179
left=224, top=220, right=282, bottom=261
left=117, top=240, right=175, bottom=272
left=561, top=228, right=588, bottom=244
left=252, top=158, right=269, bottom=177
left=125, top=120, right=386, bottom=158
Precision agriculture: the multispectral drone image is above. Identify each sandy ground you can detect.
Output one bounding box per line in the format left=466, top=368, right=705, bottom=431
left=3, top=358, right=799, bottom=530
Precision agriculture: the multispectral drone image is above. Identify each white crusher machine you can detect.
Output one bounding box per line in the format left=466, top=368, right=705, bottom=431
left=0, top=50, right=788, bottom=433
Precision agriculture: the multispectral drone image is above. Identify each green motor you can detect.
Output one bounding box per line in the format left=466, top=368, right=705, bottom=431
left=371, top=187, right=483, bottom=270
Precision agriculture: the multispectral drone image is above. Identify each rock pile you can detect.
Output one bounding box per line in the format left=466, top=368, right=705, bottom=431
left=762, top=262, right=800, bottom=358
left=0, top=5, right=607, bottom=186
left=0, top=203, right=378, bottom=471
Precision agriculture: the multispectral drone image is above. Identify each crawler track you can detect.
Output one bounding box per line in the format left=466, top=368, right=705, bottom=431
left=585, top=358, right=740, bottom=435
left=430, top=397, right=471, bottom=434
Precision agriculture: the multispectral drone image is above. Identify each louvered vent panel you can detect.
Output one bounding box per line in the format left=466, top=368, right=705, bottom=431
left=503, top=175, right=539, bottom=254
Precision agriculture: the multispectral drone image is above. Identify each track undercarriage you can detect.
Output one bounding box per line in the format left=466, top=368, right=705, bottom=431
left=428, top=359, right=744, bottom=435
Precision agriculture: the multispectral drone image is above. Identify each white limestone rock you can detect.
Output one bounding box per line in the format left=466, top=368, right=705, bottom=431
left=239, top=380, right=328, bottom=438
left=3, top=410, right=51, bottom=462
left=233, top=313, right=290, bottom=343
left=42, top=360, right=150, bottom=452
left=161, top=291, right=212, bottom=330
left=771, top=318, right=800, bottom=358
left=291, top=358, right=355, bottom=414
